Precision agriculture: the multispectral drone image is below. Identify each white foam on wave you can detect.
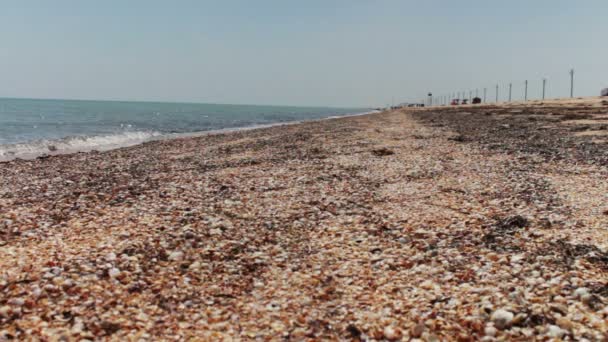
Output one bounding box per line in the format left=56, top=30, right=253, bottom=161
left=0, top=131, right=162, bottom=161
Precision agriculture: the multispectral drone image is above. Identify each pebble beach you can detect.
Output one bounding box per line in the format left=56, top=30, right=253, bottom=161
left=1, top=98, right=608, bottom=340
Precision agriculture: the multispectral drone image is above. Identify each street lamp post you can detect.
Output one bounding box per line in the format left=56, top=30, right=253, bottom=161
left=570, top=69, right=574, bottom=98
left=542, top=79, right=547, bottom=100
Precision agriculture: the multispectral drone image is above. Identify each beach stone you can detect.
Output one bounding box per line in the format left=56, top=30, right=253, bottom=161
left=491, top=309, right=514, bottom=330
left=484, top=325, right=497, bottom=337
left=108, top=268, right=121, bottom=279
left=574, top=287, right=590, bottom=299
left=168, top=251, right=184, bottom=261
left=189, top=261, right=201, bottom=270
left=556, top=317, right=574, bottom=331
left=71, top=321, right=84, bottom=334
left=31, top=287, right=42, bottom=298
left=410, top=323, right=425, bottom=338
left=547, top=325, right=567, bottom=338
left=0, top=306, right=11, bottom=317
left=383, top=326, right=402, bottom=341
left=7, top=298, right=24, bottom=307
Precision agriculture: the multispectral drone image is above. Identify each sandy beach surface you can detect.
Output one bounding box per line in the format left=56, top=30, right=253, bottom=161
left=1, top=98, right=608, bottom=340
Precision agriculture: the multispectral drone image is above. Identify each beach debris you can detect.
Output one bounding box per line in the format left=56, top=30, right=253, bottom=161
left=371, top=147, right=395, bottom=156
left=495, top=215, right=528, bottom=231
left=448, top=134, right=468, bottom=142
left=345, top=324, right=362, bottom=340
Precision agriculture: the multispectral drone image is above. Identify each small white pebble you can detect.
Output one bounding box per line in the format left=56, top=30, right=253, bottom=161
left=484, top=325, right=497, bottom=336
left=43, top=284, right=56, bottom=291
left=135, top=312, right=149, bottom=321
left=547, top=325, right=566, bottom=338
left=105, top=252, right=117, bottom=261
left=108, top=268, right=121, bottom=279
left=7, top=298, right=24, bottom=307
left=0, top=306, right=11, bottom=317
left=168, top=251, right=184, bottom=261
left=491, top=309, right=514, bottom=330
left=188, top=261, right=201, bottom=270
left=31, top=286, right=42, bottom=298
left=71, top=321, right=84, bottom=333
left=383, top=326, right=403, bottom=341
left=574, top=287, right=589, bottom=299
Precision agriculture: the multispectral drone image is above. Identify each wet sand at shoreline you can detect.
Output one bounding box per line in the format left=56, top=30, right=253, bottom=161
left=1, top=98, right=607, bottom=340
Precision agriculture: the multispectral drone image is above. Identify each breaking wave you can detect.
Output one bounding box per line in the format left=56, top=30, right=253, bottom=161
left=0, top=131, right=162, bottom=161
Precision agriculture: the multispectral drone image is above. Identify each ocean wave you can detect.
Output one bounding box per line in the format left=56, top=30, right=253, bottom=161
left=0, top=131, right=162, bottom=161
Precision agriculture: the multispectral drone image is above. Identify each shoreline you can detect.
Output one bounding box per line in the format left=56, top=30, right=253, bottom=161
left=0, top=110, right=379, bottom=162
left=1, top=100, right=607, bottom=340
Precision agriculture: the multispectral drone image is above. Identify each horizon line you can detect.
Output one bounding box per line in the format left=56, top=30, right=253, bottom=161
left=0, top=96, right=371, bottom=110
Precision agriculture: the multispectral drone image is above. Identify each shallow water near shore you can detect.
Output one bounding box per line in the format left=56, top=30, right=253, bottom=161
left=0, top=98, right=370, bottom=160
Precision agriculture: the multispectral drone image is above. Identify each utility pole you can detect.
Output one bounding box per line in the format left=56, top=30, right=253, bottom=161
left=525, top=80, right=528, bottom=101
left=542, top=79, right=547, bottom=100
left=483, top=88, right=487, bottom=103
left=495, top=85, right=499, bottom=103
left=570, top=69, right=574, bottom=98
left=476, top=89, right=479, bottom=98
left=469, top=90, right=472, bottom=102
left=509, top=83, right=512, bottom=102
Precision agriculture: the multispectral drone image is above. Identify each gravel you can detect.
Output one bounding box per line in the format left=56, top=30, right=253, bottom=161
left=0, top=99, right=607, bottom=340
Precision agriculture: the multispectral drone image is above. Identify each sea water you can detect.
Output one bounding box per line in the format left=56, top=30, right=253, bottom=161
left=0, top=98, right=371, bottom=160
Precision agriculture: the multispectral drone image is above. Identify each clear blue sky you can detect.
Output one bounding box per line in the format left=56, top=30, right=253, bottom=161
left=1, top=0, right=606, bottom=107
